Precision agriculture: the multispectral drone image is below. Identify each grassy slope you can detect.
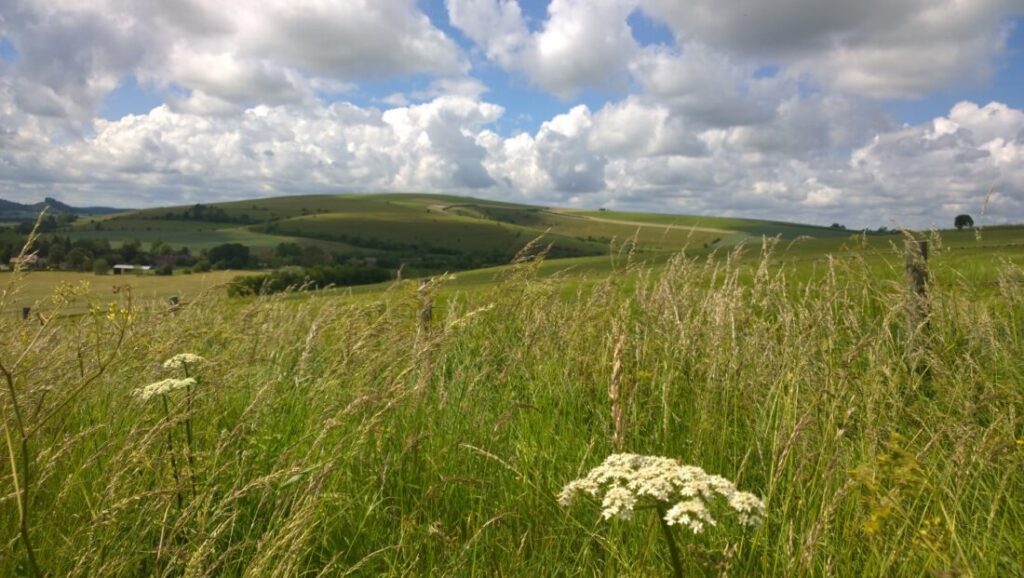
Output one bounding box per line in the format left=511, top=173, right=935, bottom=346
left=1, top=234, right=1021, bottom=577
left=0, top=270, right=242, bottom=313
left=13, top=225, right=1024, bottom=312
left=67, top=220, right=362, bottom=251
left=567, top=209, right=854, bottom=238
left=64, top=194, right=857, bottom=260
left=264, top=208, right=606, bottom=256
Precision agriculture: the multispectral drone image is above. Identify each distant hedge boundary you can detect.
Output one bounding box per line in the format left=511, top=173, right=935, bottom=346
left=229, top=264, right=392, bottom=296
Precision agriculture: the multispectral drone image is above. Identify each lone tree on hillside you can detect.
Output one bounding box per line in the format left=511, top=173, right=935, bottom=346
left=954, top=214, right=974, bottom=230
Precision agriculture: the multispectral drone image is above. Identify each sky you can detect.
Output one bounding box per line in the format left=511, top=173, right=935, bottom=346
left=1, top=0, right=1023, bottom=228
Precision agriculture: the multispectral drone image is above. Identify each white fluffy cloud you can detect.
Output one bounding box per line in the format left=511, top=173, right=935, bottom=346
left=450, top=0, right=1020, bottom=99
left=1, top=0, right=1023, bottom=228
left=447, top=0, right=639, bottom=97
left=3, top=86, right=1022, bottom=228
left=0, top=95, right=508, bottom=206
left=589, top=97, right=706, bottom=158
left=2, top=0, right=466, bottom=121
left=847, top=102, right=1024, bottom=224
left=639, top=0, right=1019, bottom=98
left=628, top=45, right=778, bottom=128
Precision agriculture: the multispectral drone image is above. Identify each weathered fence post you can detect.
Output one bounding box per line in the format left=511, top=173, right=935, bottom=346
left=904, top=238, right=929, bottom=326
left=905, top=239, right=928, bottom=299
left=904, top=238, right=931, bottom=380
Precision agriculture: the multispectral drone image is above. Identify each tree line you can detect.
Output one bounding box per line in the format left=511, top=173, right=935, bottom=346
left=228, top=264, right=392, bottom=296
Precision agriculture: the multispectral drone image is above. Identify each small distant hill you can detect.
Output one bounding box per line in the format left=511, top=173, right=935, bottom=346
left=0, top=196, right=127, bottom=220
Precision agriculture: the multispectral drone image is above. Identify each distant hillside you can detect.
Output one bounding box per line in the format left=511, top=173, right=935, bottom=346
left=0, top=196, right=126, bottom=220
left=52, top=192, right=869, bottom=276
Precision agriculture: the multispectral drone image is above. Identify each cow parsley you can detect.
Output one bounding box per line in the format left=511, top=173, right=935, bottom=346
left=134, top=377, right=196, bottom=401
left=163, top=353, right=206, bottom=371
left=558, top=453, right=765, bottom=532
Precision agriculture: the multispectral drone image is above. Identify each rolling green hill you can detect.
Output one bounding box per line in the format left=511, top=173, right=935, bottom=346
left=67, top=193, right=866, bottom=266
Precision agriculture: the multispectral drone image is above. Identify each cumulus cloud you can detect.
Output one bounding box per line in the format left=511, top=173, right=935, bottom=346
left=382, top=96, right=503, bottom=189
left=1, top=0, right=1023, bottom=229
left=847, top=102, right=1024, bottom=224
left=444, top=0, right=530, bottom=65
left=719, top=93, right=892, bottom=157
left=447, top=0, right=639, bottom=97
left=448, top=0, right=1020, bottom=99
left=382, top=76, right=490, bottom=108
left=639, top=0, right=1020, bottom=98
left=944, top=101, right=1024, bottom=145
left=533, top=105, right=607, bottom=193
left=3, top=84, right=1021, bottom=228
left=2, top=0, right=466, bottom=123
left=628, top=45, right=777, bottom=128
left=589, top=97, right=706, bottom=158
left=0, top=94, right=510, bottom=206
left=1, top=1, right=153, bottom=126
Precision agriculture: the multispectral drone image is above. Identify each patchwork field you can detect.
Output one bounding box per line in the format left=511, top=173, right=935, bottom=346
left=18, top=216, right=1024, bottom=309
left=64, top=193, right=867, bottom=262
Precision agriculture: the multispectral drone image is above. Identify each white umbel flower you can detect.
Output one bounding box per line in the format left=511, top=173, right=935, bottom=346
left=600, top=486, right=637, bottom=520
left=559, top=453, right=765, bottom=534
left=664, top=499, right=715, bottom=533
left=134, top=378, right=196, bottom=401
left=728, top=491, right=766, bottom=526
left=163, top=353, right=206, bottom=370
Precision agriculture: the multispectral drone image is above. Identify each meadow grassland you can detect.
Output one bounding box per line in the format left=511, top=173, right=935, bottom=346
left=1, top=237, right=1022, bottom=577
left=64, top=193, right=858, bottom=258
left=65, top=222, right=356, bottom=252
left=0, top=270, right=242, bottom=315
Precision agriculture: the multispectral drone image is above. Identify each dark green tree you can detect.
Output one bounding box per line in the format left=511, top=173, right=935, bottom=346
left=954, top=214, right=974, bottom=230
left=208, top=243, right=251, bottom=269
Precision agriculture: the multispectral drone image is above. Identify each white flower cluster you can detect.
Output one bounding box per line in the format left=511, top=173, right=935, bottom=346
left=133, top=378, right=196, bottom=401
left=558, top=454, right=765, bottom=533
left=163, top=353, right=206, bottom=370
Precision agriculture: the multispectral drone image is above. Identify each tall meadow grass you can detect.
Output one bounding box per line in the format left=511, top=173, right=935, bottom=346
left=1, top=241, right=1022, bottom=576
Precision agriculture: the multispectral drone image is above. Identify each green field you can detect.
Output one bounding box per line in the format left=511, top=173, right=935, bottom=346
left=2, top=196, right=1022, bottom=577
left=0, top=270, right=243, bottom=314
left=568, top=209, right=855, bottom=239
left=68, top=218, right=360, bottom=252
left=264, top=210, right=604, bottom=256
left=11, top=223, right=1024, bottom=313
left=63, top=193, right=869, bottom=262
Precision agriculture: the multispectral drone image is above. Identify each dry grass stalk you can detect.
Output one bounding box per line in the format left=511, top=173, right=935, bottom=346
left=609, top=330, right=627, bottom=452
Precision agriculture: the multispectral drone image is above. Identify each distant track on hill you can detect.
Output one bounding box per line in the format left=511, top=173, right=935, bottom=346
left=548, top=209, right=736, bottom=235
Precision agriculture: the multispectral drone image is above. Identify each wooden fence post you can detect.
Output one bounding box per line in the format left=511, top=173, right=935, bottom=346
left=905, top=238, right=929, bottom=328
left=905, top=238, right=931, bottom=380
left=905, top=239, right=929, bottom=302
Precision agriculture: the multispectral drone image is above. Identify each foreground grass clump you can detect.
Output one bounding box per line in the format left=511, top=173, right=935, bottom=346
left=1, top=245, right=1023, bottom=576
